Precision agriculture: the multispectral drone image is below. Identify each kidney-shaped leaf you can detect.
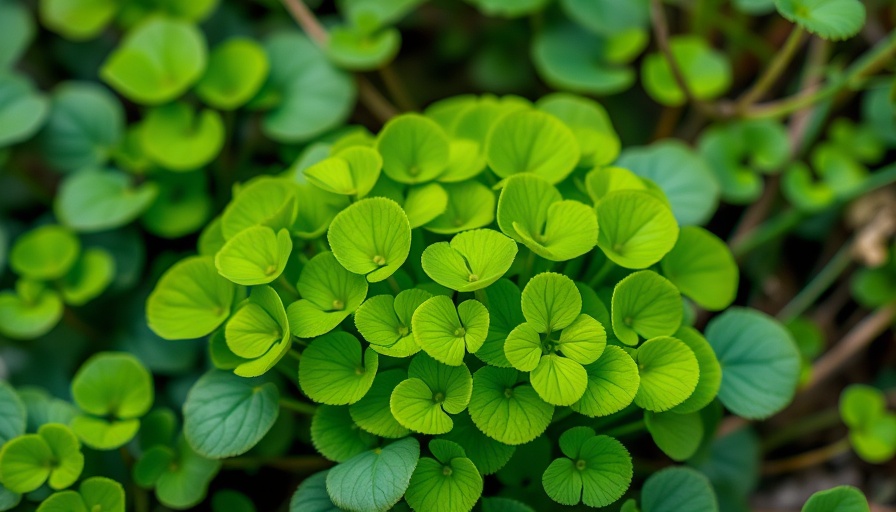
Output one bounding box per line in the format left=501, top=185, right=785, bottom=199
left=300, top=332, right=378, bottom=405
left=706, top=308, right=800, bottom=419
left=215, top=226, right=292, bottom=286
left=486, top=110, right=579, bottom=184
left=225, top=285, right=292, bottom=377
left=10, top=225, right=80, bottom=281
left=390, top=353, right=472, bottom=435
left=775, top=0, right=865, bottom=41
left=328, top=197, right=411, bottom=283
left=597, top=190, right=679, bottom=269
left=196, top=38, right=269, bottom=110
left=405, top=439, right=483, bottom=512
left=542, top=427, right=632, bottom=508
left=468, top=366, right=554, bottom=445
left=183, top=370, right=279, bottom=459
left=139, top=102, right=224, bottom=171
left=634, top=336, right=699, bottom=412
left=287, top=251, right=368, bottom=338
left=326, top=437, right=420, bottom=512
left=422, top=229, right=517, bottom=292
left=376, top=114, right=450, bottom=184
left=354, top=288, right=431, bottom=357
left=612, top=270, right=682, bottom=345
left=55, top=169, right=158, bottom=233
left=660, top=226, right=738, bottom=311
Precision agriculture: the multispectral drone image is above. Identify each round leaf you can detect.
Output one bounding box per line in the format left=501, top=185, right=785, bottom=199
left=642, top=36, right=731, bottom=106
left=521, top=272, right=581, bottom=333
left=196, top=38, right=269, bottom=110
left=287, top=251, right=368, bottom=338
left=305, top=146, right=382, bottom=198
left=375, top=114, right=449, bottom=184
left=55, top=169, right=158, bottom=233
left=612, top=270, right=682, bottom=346
left=645, top=410, right=704, bottom=461
left=326, top=26, right=401, bottom=71
left=468, top=366, right=554, bottom=445
left=424, top=181, right=495, bottom=234
left=139, top=102, right=224, bottom=171
left=328, top=197, right=411, bottom=283
left=349, top=369, right=410, bottom=439
left=225, top=285, right=292, bottom=377
left=596, top=190, right=679, bottom=269
left=354, top=289, right=431, bottom=356
left=215, top=226, right=292, bottom=286
left=390, top=354, right=472, bottom=435
left=705, top=308, right=800, bottom=419
left=100, top=18, right=207, bottom=105
left=0, top=73, right=49, bottom=147
left=412, top=296, right=489, bottom=366
left=0, top=286, right=63, bottom=340
left=634, top=336, right=699, bottom=412
left=10, top=225, right=80, bottom=281
left=405, top=442, right=483, bottom=512
left=311, top=405, right=377, bottom=463
left=325, top=437, right=420, bottom=512
left=542, top=430, right=632, bottom=508
left=570, top=345, right=640, bottom=417
left=299, top=332, right=378, bottom=405
left=421, top=229, right=517, bottom=292
left=642, top=467, right=718, bottom=512
left=669, top=327, right=722, bottom=414
left=183, top=370, right=279, bottom=459
left=530, top=354, right=588, bottom=406
left=146, top=256, right=235, bottom=340
left=660, top=226, right=738, bottom=311
left=802, top=486, right=870, bottom=512
left=485, top=110, right=579, bottom=184
left=72, top=352, right=153, bottom=419
left=775, top=0, right=865, bottom=40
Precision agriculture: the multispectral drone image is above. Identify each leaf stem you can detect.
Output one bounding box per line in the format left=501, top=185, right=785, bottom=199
left=761, top=437, right=850, bottom=475
left=222, top=454, right=331, bottom=472
left=746, top=29, right=896, bottom=119
left=279, top=396, right=318, bottom=415
left=587, top=257, right=615, bottom=289
left=387, top=275, right=402, bottom=295
left=378, top=64, right=416, bottom=112
left=761, top=407, right=842, bottom=452
left=736, top=25, right=806, bottom=109
left=776, top=240, right=854, bottom=322
left=276, top=273, right=299, bottom=299
left=602, top=418, right=646, bottom=438
left=518, top=248, right=537, bottom=287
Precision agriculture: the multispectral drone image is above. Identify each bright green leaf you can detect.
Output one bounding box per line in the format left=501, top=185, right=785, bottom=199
left=300, top=332, right=378, bottom=405
left=612, top=270, right=682, bottom=345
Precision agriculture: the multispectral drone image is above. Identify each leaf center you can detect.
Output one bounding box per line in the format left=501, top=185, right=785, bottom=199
left=372, top=254, right=386, bottom=266
left=264, top=264, right=277, bottom=276
left=332, top=299, right=345, bottom=311
left=397, top=324, right=409, bottom=336
left=504, top=387, right=514, bottom=399
left=575, top=459, right=587, bottom=471
left=442, top=465, right=453, bottom=477
left=453, top=326, right=466, bottom=338
left=433, top=391, right=445, bottom=403
left=467, top=273, right=479, bottom=282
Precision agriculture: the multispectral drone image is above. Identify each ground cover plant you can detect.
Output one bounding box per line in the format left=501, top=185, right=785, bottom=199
left=1, top=0, right=896, bottom=511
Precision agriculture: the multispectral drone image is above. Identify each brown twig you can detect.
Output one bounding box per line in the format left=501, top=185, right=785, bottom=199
left=761, top=437, right=850, bottom=475
left=280, top=0, right=328, bottom=45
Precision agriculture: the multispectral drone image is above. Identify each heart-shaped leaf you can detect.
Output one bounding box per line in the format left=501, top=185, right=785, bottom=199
left=196, top=38, right=269, bottom=110
left=139, top=102, right=224, bottom=171
left=596, top=190, right=679, bottom=269
left=424, top=181, right=496, bottom=234
left=486, top=110, right=579, bottom=184
left=300, top=332, right=379, bottom=405
left=542, top=427, right=632, bottom=508
left=0, top=423, right=83, bottom=493
left=305, top=146, right=382, bottom=198
left=422, top=229, right=517, bottom=292
left=405, top=440, right=483, bottom=512
left=328, top=197, right=411, bottom=283
left=468, top=366, right=553, bottom=445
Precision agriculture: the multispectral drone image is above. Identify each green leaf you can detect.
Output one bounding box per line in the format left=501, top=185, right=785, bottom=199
left=18, top=388, right=77, bottom=433
left=570, top=345, right=640, bottom=417
left=328, top=197, right=411, bottom=283
left=642, top=36, right=731, bottom=106
left=476, top=279, right=525, bottom=367
left=612, top=271, right=682, bottom=345
left=183, top=370, right=279, bottom=459
left=840, top=384, right=886, bottom=428
left=698, top=120, right=789, bottom=204
left=840, top=386, right=896, bottom=463
left=287, top=251, right=368, bottom=338
left=424, top=181, right=496, bottom=234
left=521, top=272, right=582, bottom=333
left=422, top=229, right=517, bottom=292
left=616, top=141, right=720, bottom=226
left=38, top=82, right=124, bottom=172
left=405, top=440, right=483, bottom=512
left=225, top=285, right=292, bottom=377
left=311, top=405, right=377, bottom=463
left=390, top=353, right=472, bottom=435
left=660, top=227, right=738, bottom=311
left=497, top=175, right=598, bottom=261
left=305, top=146, right=382, bottom=198
left=0, top=382, right=25, bottom=446
left=634, top=336, right=699, bottom=412
left=802, top=486, right=870, bottom=512
left=669, top=327, right=722, bottom=414
left=300, top=332, right=379, bottom=405
left=645, top=410, right=704, bottom=461
left=155, top=436, right=221, bottom=509
left=326, top=25, right=401, bottom=71
left=55, top=169, right=158, bottom=233
left=706, top=308, right=801, bottom=419
left=0, top=1, right=34, bottom=68
left=486, top=110, right=579, bottom=184
left=354, top=289, right=431, bottom=357
left=530, top=354, right=589, bottom=406
left=291, top=184, right=350, bottom=240
left=36, top=491, right=87, bottom=512
left=260, top=31, right=356, bottom=142
left=0, top=423, right=84, bottom=493
left=326, top=437, right=420, bottom=512
left=0, top=73, right=48, bottom=147
left=560, top=0, right=649, bottom=36
left=438, top=140, right=487, bottom=183
left=641, top=467, right=718, bottom=512
left=440, top=413, right=515, bottom=475
left=585, top=166, right=647, bottom=204
left=224, top=178, right=297, bottom=240
left=290, top=470, right=341, bottom=512
left=467, top=0, right=550, bottom=17
left=375, top=114, right=449, bottom=184
left=503, top=322, right=544, bottom=372
left=196, top=38, right=269, bottom=110
left=596, top=190, right=680, bottom=269
left=134, top=445, right=175, bottom=488
left=412, top=296, right=489, bottom=365
left=139, top=102, right=224, bottom=171
left=146, top=256, right=235, bottom=340
left=38, top=477, right=124, bottom=512
left=215, top=226, right=292, bottom=286
left=542, top=428, right=632, bottom=507
left=70, top=416, right=139, bottom=451
left=775, top=0, right=865, bottom=40
left=141, top=170, right=213, bottom=238
left=212, top=490, right=255, bottom=512
left=403, top=183, right=449, bottom=228
left=38, top=0, right=116, bottom=40
left=531, top=20, right=638, bottom=96
left=10, top=225, right=80, bottom=281
left=350, top=369, right=410, bottom=438
left=468, top=366, right=554, bottom=445
left=536, top=92, right=620, bottom=167
left=60, top=248, right=115, bottom=306
left=72, top=352, right=153, bottom=419
left=100, top=18, right=207, bottom=105
left=0, top=285, right=63, bottom=340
